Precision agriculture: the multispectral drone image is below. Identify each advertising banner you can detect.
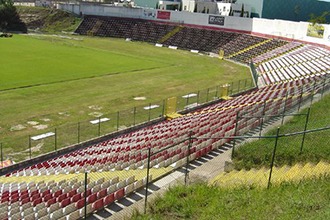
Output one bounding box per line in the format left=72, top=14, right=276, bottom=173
left=306, top=23, right=324, bottom=38
left=157, top=11, right=171, bottom=20
left=209, top=15, right=225, bottom=26
left=143, top=9, right=156, bottom=18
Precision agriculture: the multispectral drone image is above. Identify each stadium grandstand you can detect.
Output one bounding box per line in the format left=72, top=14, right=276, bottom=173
left=1, top=1, right=330, bottom=220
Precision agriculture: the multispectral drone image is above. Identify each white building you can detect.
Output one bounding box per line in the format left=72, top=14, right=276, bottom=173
left=181, top=0, right=250, bottom=17
left=158, top=0, right=181, bottom=10
left=217, top=2, right=250, bottom=17
left=181, top=0, right=195, bottom=11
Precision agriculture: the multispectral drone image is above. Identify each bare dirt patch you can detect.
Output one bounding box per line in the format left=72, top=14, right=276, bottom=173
left=27, top=121, right=39, bottom=126
left=33, top=124, right=48, bottom=130
left=88, top=112, right=103, bottom=117
left=88, top=105, right=103, bottom=111
left=10, top=124, right=26, bottom=131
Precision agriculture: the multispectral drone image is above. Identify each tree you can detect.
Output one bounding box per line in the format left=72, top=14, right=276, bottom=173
left=309, top=11, right=330, bottom=25
left=229, top=7, right=233, bottom=16
left=240, top=4, right=244, bottom=17
left=0, top=0, right=26, bottom=32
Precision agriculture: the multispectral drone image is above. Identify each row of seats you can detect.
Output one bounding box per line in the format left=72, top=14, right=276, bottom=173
left=230, top=39, right=288, bottom=64
left=0, top=174, right=150, bottom=220
left=162, top=26, right=240, bottom=53
left=75, top=15, right=177, bottom=43
left=257, top=45, right=330, bottom=84
left=75, top=16, right=277, bottom=57
left=220, top=34, right=265, bottom=57
left=252, top=42, right=302, bottom=64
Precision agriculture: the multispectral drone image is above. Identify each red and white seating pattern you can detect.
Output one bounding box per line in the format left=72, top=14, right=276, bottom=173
left=257, top=45, right=330, bottom=85
left=0, top=174, right=153, bottom=220
left=252, top=42, right=302, bottom=64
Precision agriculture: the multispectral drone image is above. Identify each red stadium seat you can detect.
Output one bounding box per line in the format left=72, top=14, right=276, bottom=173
left=114, top=188, right=124, bottom=201
left=92, top=198, right=104, bottom=211
left=103, top=193, right=115, bottom=206
left=71, top=193, right=82, bottom=203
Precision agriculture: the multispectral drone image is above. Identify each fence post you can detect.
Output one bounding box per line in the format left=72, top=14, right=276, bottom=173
left=117, top=111, right=119, bottom=131
left=231, top=111, right=240, bottom=159
left=133, top=107, right=136, bottom=126
left=84, top=172, right=88, bottom=218
left=197, top=91, right=200, bottom=104
left=185, top=132, right=193, bottom=185
left=237, top=80, right=241, bottom=93
left=310, top=81, right=317, bottom=105
left=98, top=116, right=101, bottom=136
left=321, top=78, right=326, bottom=99
left=54, top=128, right=57, bottom=152
left=267, top=127, right=280, bottom=189
left=148, top=103, right=151, bottom=122
left=144, top=147, right=151, bottom=214
left=300, top=108, right=311, bottom=153
left=29, top=135, right=32, bottom=159
left=77, top=122, right=80, bottom=144
left=206, top=88, right=210, bottom=102
left=1, top=143, right=3, bottom=168
left=215, top=85, right=219, bottom=98
left=162, top=100, right=165, bottom=117
left=281, top=91, right=289, bottom=125
left=259, top=101, right=267, bottom=138
left=298, top=87, right=304, bottom=112
left=186, top=95, right=190, bottom=106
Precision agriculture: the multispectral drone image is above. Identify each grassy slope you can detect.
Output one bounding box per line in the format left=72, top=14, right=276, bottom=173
left=132, top=177, right=330, bottom=220
left=17, top=6, right=81, bottom=33
left=233, top=93, right=330, bottom=170
left=0, top=35, right=250, bottom=161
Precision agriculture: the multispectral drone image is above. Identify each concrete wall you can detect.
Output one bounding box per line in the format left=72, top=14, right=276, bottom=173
left=58, top=3, right=330, bottom=48
left=252, top=18, right=330, bottom=48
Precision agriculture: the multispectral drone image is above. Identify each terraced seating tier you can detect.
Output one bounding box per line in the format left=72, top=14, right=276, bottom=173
left=75, top=15, right=177, bottom=43
left=257, top=45, right=330, bottom=85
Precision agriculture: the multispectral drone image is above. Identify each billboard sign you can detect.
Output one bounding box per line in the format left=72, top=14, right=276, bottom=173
left=209, top=15, right=225, bottom=26
left=306, top=23, right=324, bottom=38
left=157, top=11, right=171, bottom=20
left=143, top=9, right=156, bottom=18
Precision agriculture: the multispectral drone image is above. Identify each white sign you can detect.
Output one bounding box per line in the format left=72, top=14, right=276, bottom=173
left=90, top=118, right=110, bottom=125
left=182, top=93, right=197, bottom=98
left=144, top=105, right=159, bottom=110
left=31, top=132, right=55, bottom=141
